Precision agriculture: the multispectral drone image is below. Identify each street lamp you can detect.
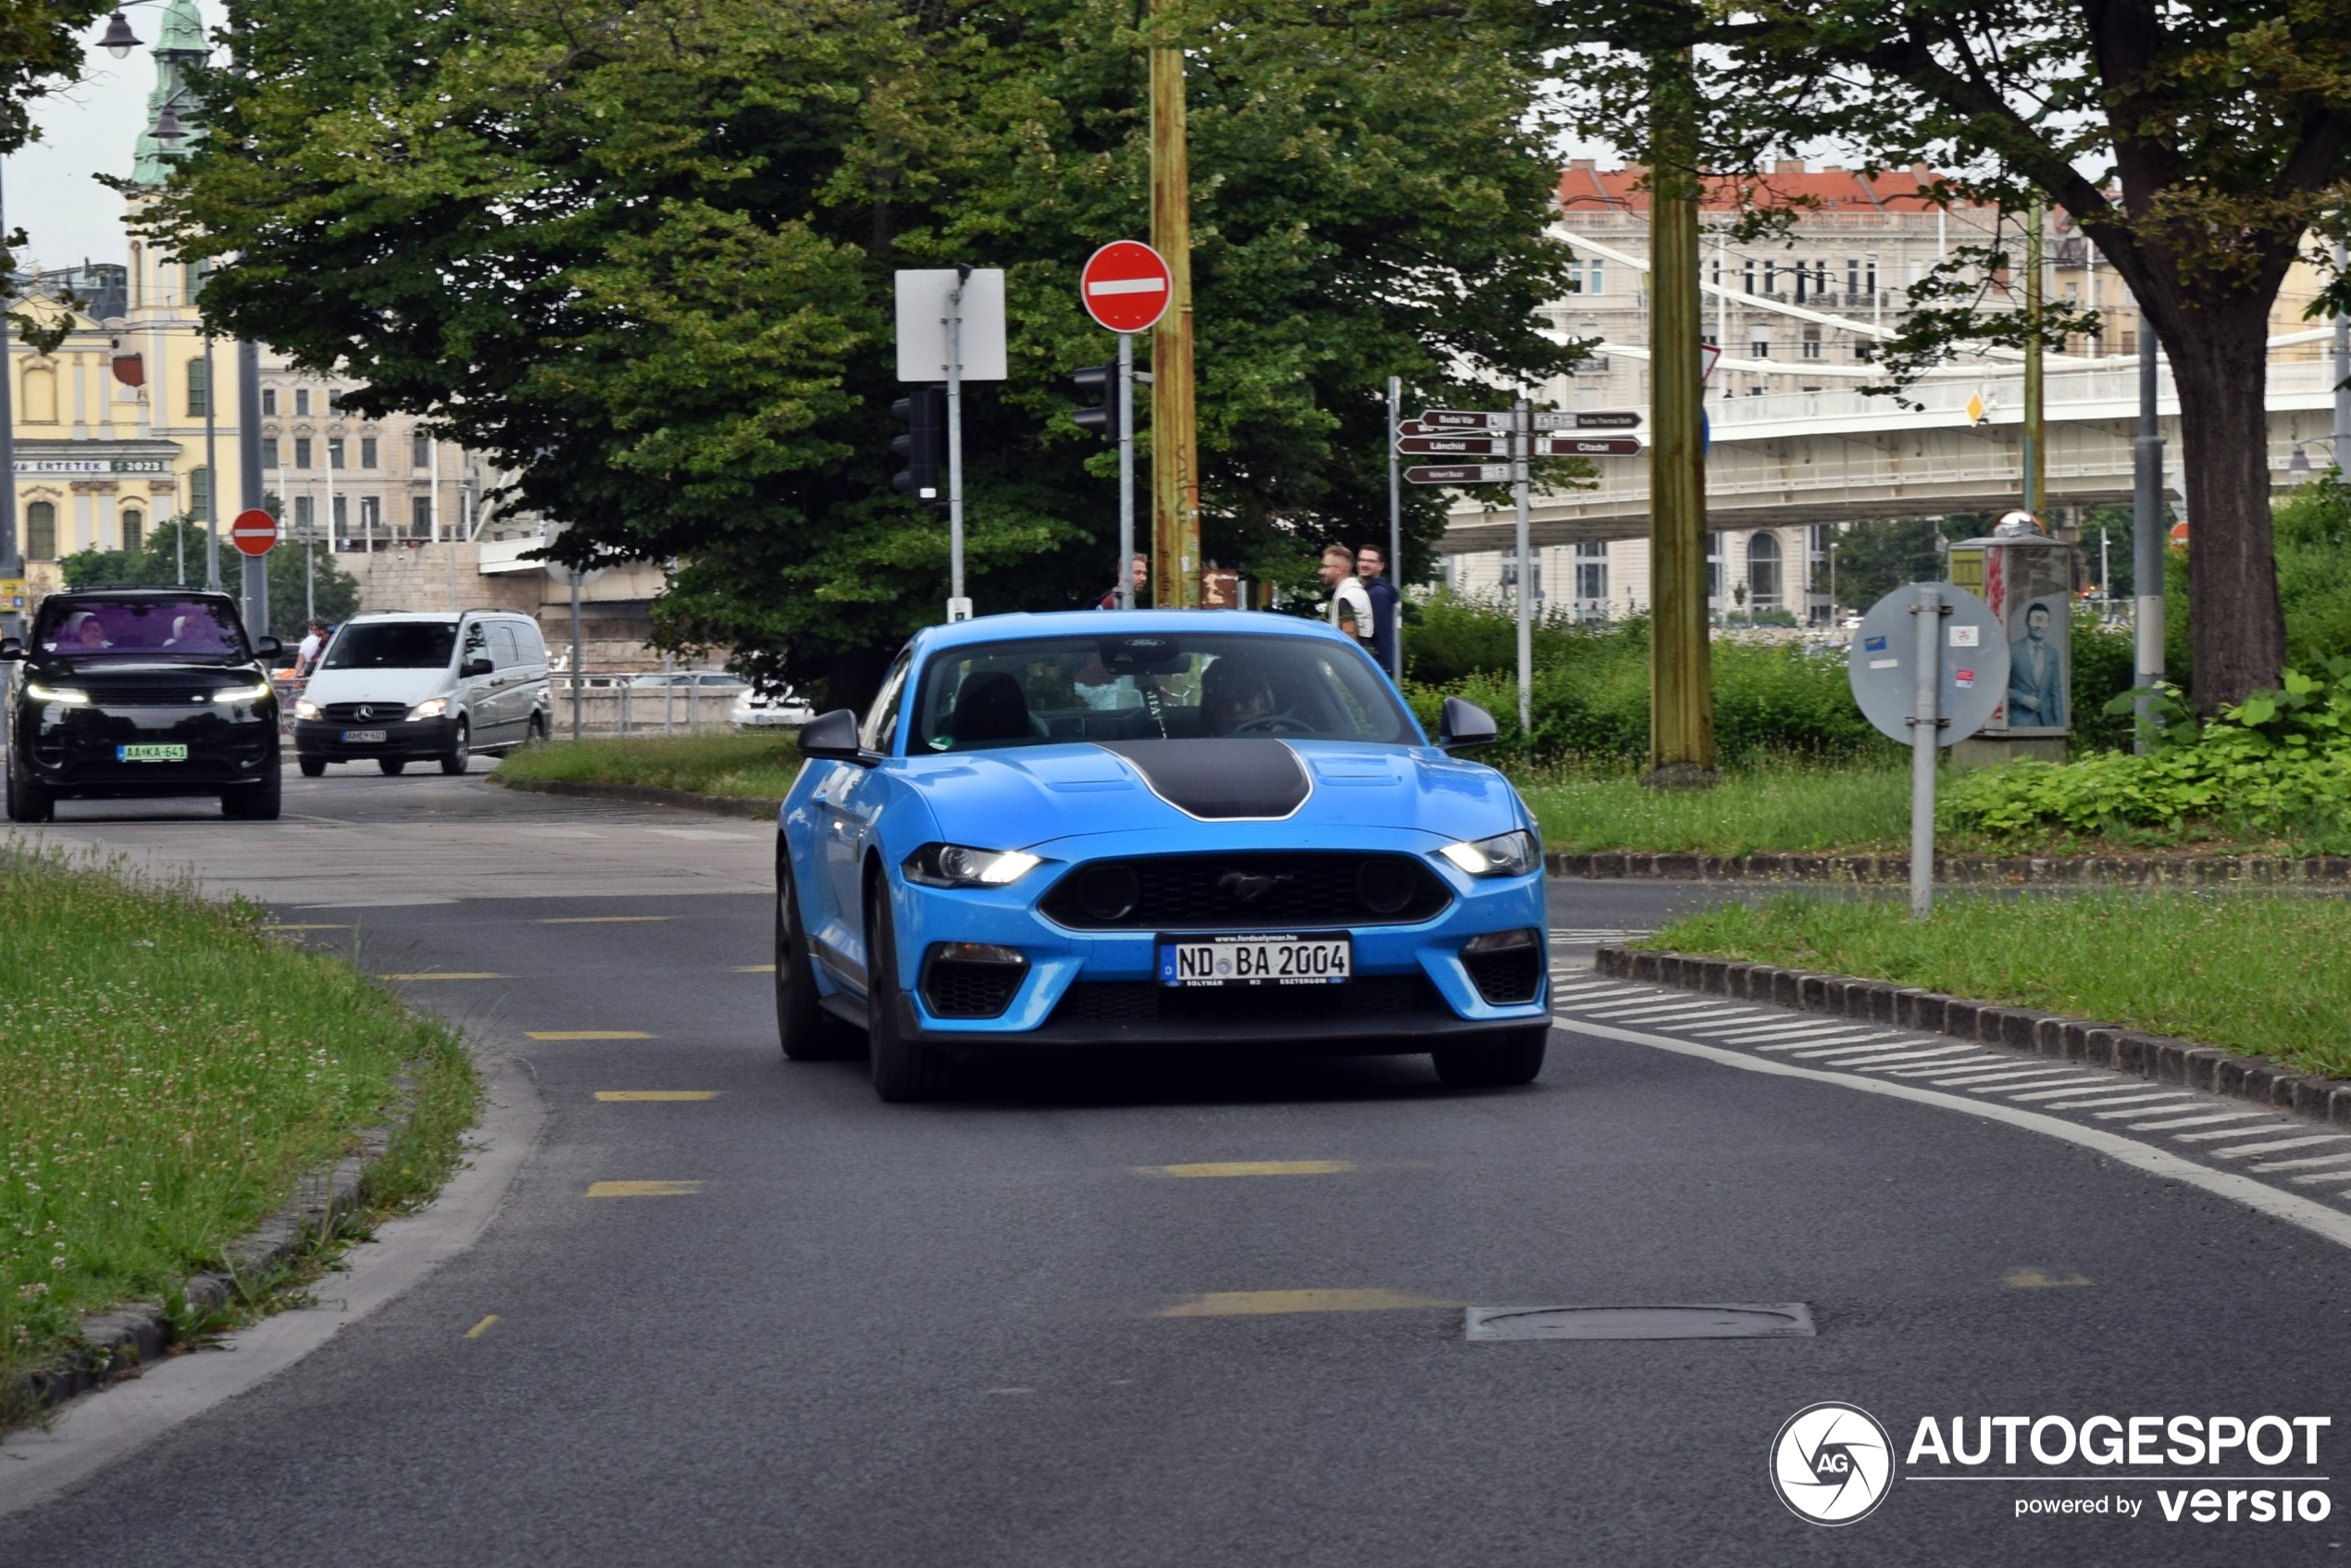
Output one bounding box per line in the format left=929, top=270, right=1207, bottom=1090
left=99, top=9, right=141, bottom=56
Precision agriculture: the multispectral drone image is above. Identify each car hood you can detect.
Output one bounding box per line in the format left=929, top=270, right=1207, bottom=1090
left=26, top=655, right=260, bottom=690
left=896, top=739, right=1527, bottom=851
left=300, top=667, right=454, bottom=706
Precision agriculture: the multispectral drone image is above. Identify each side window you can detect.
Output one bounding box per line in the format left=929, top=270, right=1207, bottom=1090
left=488, top=625, right=522, bottom=668
left=860, top=652, right=914, bottom=753
left=461, top=622, right=490, bottom=670
left=512, top=621, right=546, bottom=665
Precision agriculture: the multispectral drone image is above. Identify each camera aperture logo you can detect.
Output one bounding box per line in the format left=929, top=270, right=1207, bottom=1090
left=1772, top=1402, right=1895, bottom=1524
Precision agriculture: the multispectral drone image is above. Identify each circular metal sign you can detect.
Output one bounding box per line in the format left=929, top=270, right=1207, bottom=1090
left=1079, top=241, right=1173, bottom=334
left=1847, top=582, right=2008, bottom=747
left=229, top=508, right=279, bottom=557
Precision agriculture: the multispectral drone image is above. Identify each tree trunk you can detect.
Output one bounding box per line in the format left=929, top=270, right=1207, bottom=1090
left=2154, top=303, right=2285, bottom=710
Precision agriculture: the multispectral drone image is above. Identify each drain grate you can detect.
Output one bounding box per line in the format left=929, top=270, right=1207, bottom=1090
left=1464, top=1303, right=1816, bottom=1341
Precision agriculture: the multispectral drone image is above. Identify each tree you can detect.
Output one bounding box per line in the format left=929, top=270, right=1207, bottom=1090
left=144, top=0, right=1577, bottom=707
left=1563, top=0, right=2351, bottom=709
left=264, top=543, right=360, bottom=632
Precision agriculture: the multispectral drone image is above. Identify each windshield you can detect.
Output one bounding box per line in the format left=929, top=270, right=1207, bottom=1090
left=909, top=631, right=1416, bottom=753
left=32, top=598, right=248, bottom=659
left=323, top=622, right=457, bottom=671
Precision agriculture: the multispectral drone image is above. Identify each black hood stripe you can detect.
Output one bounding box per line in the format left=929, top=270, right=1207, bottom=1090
left=1095, top=740, right=1312, bottom=820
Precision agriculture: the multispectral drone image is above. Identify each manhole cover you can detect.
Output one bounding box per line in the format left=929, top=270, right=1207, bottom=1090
left=1464, top=1303, right=1816, bottom=1341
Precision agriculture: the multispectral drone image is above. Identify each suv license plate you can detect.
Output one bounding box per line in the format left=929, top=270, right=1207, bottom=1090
left=1158, top=933, right=1350, bottom=988
left=342, top=729, right=388, bottom=743
left=116, top=743, right=189, bottom=763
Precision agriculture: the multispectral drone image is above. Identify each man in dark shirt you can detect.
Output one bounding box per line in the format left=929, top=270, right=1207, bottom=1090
left=1357, top=542, right=1400, bottom=679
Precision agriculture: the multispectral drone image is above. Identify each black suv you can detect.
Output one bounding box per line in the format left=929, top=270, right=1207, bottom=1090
left=4, top=589, right=285, bottom=822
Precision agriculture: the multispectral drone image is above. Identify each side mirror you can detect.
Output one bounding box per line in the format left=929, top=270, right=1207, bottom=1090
left=461, top=656, right=494, bottom=678
left=799, top=707, right=878, bottom=765
left=254, top=635, right=283, bottom=659
left=0, top=637, right=21, bottom=661
left=1436, top=695, right=1498, bottom=752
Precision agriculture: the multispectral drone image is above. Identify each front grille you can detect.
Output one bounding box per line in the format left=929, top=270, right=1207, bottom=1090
left=1039, top=852, right=1451, bottom=931
left=922, top=958, right=1025, bottom=1019
left=319, top=703, right=408, bottom=724
left=1463, top=946, right=1544, bottom=1005
left=1050, top=973, right=1446, bottom=1024
left=81, top=687, right=212, bottom=706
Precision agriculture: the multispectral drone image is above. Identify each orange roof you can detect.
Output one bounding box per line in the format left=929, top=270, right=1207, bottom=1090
left=1556, top=161, right=1959, bottom=215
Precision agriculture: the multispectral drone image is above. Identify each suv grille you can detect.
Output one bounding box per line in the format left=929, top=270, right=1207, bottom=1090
left=1039, top=852, right=1451, bottom=932
left=1050, top=973, right=1445, bottom=1024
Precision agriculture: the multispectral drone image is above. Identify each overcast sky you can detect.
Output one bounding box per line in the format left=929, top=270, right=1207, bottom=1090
left=11, top=1, right=222, bottom=272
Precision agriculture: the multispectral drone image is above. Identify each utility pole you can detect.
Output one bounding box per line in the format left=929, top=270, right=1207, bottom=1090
left=0, top=159, right=22, bottom=643
left=1387, top=375, right=1403, bottom=679
left=1644, top=44, right=1714, bottom=787
left=943, top=264, right=970, bottom=622
left=1150, top=10, right=1199, bottom=608
left=235, top=342, right=262, bottom=625
left=196, top=331, right=216, bottom=589
left=2334, top=241, right=2349, bottom=467
left=1118, top=331, right=1136, bottom=609
left=1511, top=398, right=1532, bottom=732
left=2132, top=322, right=2166, bottom=752
left=2021, top=199, right=2046, bottom=517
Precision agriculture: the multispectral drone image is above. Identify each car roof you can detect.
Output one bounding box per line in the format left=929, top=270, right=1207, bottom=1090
left=909, top=609, right=1351, bottom=655
left=340, top=610, right=529, bottom=624
left=44, top=587, right=235, bottom=604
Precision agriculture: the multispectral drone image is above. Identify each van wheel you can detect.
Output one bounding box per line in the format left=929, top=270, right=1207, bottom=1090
left=298, top=756, right=328, bottom=778
left=441, top=718, right=470, bottom=776
left=378, top=757, right=407, bottom=776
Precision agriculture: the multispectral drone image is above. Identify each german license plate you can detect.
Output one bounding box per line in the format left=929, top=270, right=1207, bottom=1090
left=342, top=729, right=387, bottom=743
left=1158, top=933, right=1350, bottom=988
left=116, top=743, right=188, bottom=763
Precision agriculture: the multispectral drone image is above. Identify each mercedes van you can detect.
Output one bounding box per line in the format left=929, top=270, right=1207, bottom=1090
left=292, top=610, right=551, bottom=776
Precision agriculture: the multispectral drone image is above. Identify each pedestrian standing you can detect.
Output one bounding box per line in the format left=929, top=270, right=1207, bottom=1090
left=1318, top=545, right=1373, bottom=643
left=295, top=618, right=330, bottom=676
left=1098, top=554, right=1149, bottom=610
left=1357, top=542, right=1399, bottom=678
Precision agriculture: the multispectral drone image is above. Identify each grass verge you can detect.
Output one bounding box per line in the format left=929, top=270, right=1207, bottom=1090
left=2, top=849, right=479, bottom=1402
left=494, top=733, right=800, bottom=801
left=1646, top=890, right=2351, bottom=1078
left=1520, top=764, right=1914, bottom=854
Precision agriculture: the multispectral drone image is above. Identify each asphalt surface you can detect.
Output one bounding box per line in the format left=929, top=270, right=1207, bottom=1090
left=5, top=767, right=2349, bottom=1566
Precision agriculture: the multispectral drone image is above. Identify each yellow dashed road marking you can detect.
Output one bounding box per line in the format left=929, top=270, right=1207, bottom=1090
left=1139, top=1160, right=1355, bottom=1178
left=1156, top=1288, right=1457, bottom=1317
left=528, top=1031, right=654, bottom=1040
left=735, top=964, right=777, bottom=973
left=594, top=1091, right=719, bottom=1102
left=2005, top=1269, right=2093, bottom=1288
left=585, top=1180, right=703, bottom=1198
left=385, top=972, right=508, bottom=981
left=465, top=1315, right=500, bottom=1338
left=539, top=915, right=673, bottom=925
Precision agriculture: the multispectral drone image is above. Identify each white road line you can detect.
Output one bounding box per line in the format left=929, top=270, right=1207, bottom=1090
left=2123, top=1113, right=2276, bottom=1131
left=2209, top=1135, right=2350, bottom=1159
left=2084, top=1098, right=2215, bottom=1117
left=2251, top=1152, right=2351, bottom=1174
left=1922, top=1065, right=2087, bottom=1086
left=1879, top=1057, right=2010, bottom=1077
left=1788, top=1041, right=1959, bottom=1061
left=2171, top=1122, right=2303, bottom=1143
left=1552, top=984, right=1643, bottom=1001
left=2009, top=1084, right=2178, bottom=1103
left=1574, top=1002, right=1737, bottom=1022
left=1683, top=1016, right=1820, bottom=1036
left=1943, top=1071, right=2095, bottom=1090
left=1716, top=1023, right=1871, bottom=1044
left=1552, top=1014, right=2351, bottom=1252
left=1754, top=1034, right=1897, bottom=1054
left=2038, top=1091, right=2200, bottom=1113
left=2295, top=1168, right=2351, bottom=1185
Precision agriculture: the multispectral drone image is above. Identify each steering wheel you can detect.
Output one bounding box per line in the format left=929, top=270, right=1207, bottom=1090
left=1226, top=712, right=1313, bottom=737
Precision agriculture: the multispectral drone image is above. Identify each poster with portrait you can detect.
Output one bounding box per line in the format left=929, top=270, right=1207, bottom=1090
left=1969, top=542, right=2072, bottom=735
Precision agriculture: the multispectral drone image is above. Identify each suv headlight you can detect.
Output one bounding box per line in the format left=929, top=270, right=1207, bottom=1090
left=24, top=683, right=88, bottom=704
left=903, top=843, right=1042, bottom=888
left=294, top=698, right=321, bottom=720
left=214, top=683, right=274, bottom=703
left=407, top=697, right=450, bottom=721
left=1437, top=829, right=1541, bottom=877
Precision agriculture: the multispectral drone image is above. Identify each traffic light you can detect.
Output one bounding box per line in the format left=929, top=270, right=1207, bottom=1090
left=890, top=385, right=947, bottom=508
left=1070, top=363, right=1119, bottom=443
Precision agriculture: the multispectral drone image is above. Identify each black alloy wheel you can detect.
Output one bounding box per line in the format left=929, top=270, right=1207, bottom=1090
left=5, top=761, right=53, bottom=823
left=1430, top=1026, right=1549, bottom=1089
left=775, top=853, right=861, bottom=1062
left=864, top=872, right=959, bottom=1102
left=222, top=766, right=282, bottom=821
left=442, top=717, right=470, bottom=776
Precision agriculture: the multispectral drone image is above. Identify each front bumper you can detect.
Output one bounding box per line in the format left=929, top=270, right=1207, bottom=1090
left=294, top=715, right=458, bottom=760
left=17, top=705, right=278, bottom=796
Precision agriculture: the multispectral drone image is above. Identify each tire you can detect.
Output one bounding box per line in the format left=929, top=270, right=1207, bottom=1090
left=1431, top=1026, right=1549, bottom=1089
left=865, top=875, right=958, bottom=1102
left=298, top=755, right=328, bottom=778
left=222, top=766, right=283, bottom=822
left=776, top=855, right=861, bottom=1062
left=6, top=763, right=53, bottom=823
left=441, top=717, right=470, bottom=776
left=378, top=756, right=408, bottom=776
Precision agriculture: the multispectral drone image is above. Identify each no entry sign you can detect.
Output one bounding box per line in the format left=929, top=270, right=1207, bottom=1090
left=230, top=508, right=279, bottom=557
left=1079, top=242, right=1173, bottom=334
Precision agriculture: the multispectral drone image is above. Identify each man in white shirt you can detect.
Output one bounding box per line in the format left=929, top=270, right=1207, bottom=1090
left=1319, top=545, right=1373, bottom=643
left=294, top=619, right=330, bottom=675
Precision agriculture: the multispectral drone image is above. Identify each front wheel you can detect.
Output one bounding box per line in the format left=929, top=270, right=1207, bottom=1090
left=1431, top=1027, right=1549, bottom=1089
left=221, top=767, right=282, bottom=820
left=6, top=765, right=53, bottom=823
left=297, top=755, right=328, bottom=778
left=776, top=857, right=860, bottom=1062
left=378, top=756, right=407, bottom=776
left=865, top=878, right=959, bottom=1101
left=441, top=717, right=470, bottom=776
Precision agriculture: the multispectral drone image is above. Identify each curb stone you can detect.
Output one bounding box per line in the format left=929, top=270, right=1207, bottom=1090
left=491, top=774, right=780, bottom=820
left=1548, top=850, right=2351, bottom=887
left=1594, top=945, right=2351, bottom=1129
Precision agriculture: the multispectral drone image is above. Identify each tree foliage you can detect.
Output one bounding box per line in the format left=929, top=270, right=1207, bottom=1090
left=58, top=520, right=361, bottom=628
left=144, top=0, right=1577, bottom=705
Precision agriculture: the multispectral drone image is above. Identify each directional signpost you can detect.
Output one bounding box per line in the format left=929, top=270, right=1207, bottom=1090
left=1079, top=242, right=1172, bottom=611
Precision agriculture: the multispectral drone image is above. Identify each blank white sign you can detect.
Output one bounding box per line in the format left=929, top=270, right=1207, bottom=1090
left=895, top=269, right=1007, bottom=382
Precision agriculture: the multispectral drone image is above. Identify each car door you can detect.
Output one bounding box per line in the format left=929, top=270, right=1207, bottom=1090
left=508, top=619, right=551, bottom=738
left=814, top=651, right=910, bottom=990
left=454, top=619, right=496, bottom=745
left=488, top=623, right=533, bottom=745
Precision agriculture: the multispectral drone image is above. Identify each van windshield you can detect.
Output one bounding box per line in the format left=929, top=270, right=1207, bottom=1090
left=323, top=623, right=456, bottom=670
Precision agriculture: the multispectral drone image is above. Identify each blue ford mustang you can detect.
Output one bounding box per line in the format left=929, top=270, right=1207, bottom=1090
left=775, top=610, right=1550, bottom=1100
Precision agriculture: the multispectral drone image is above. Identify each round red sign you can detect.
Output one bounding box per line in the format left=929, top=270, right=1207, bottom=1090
left=1079, top=241, right=1173, bottom=334
left=230, top=507, right=279, bottom=557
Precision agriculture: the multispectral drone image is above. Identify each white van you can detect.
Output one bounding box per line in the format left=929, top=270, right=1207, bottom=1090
left=291, top=610, right=552, bottom=777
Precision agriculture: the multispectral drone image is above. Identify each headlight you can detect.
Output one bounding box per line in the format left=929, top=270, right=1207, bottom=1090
left=407, top=697, right=450, bottom=720
left=214, top=683, right=274, bottom=703
left=903, top=843, right=1042, bottom=888
left=1437, top=829, right=1542, bottom=877
left=24, top=683, right=87, bottom=704
left=294, top=699, right=321, bottom=720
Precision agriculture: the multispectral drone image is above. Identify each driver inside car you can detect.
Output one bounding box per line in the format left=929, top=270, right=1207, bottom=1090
left=1200, top=653, right=1280, bottom=736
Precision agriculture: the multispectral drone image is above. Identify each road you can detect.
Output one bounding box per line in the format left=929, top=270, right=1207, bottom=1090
left=4, top=769, right=2348, bottom=1566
